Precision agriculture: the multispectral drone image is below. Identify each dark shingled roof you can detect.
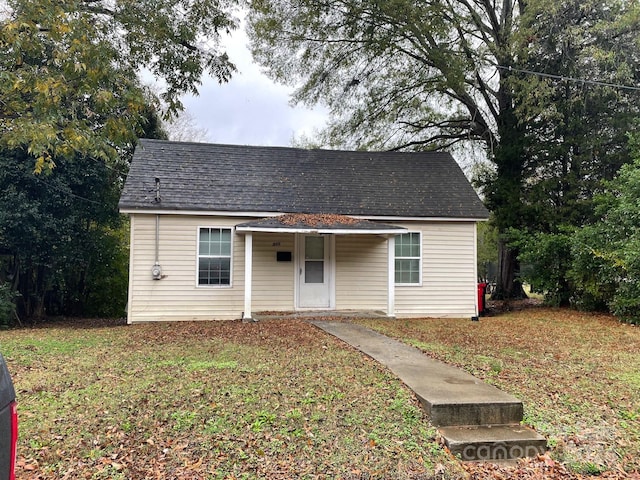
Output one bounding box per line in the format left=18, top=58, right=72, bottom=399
left=119, top=139, right=489, bottom=219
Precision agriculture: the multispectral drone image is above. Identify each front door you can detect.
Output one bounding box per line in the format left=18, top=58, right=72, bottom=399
left=297, top=234, right=332, bottom=309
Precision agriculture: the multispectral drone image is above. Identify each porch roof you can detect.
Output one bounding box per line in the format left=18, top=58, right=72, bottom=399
left=235, top=213, right=407, bottom=235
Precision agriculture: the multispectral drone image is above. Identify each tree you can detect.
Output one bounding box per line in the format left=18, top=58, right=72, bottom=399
left=501, top=2, right=640, bottom=307
left=247, top=0, right=640, bottom=299
left=516, top=132, right=640, bottom=321
left=1, top=0, right=238, bottom=320
left=569, top=133, right=640, bottom=324
left=477, top=220, right=498, bottom=283
left=0, top=148, right=120, bottom=318
left=513, top=0, right=640, bottom=231
left=0, top=98, right=167, bottom=320
left=165, top=109, right=211, bottom=143
left=1, top=0, right=238, bottom=171
left=514, top=228, right=574, bottom=307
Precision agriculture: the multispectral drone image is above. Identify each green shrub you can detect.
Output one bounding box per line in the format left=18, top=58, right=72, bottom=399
left=569, top=225, right=618, bottom=313
left=514, top=229, right=573, bottom=307
left=516, top=154, right=640, bottom=323
left=569, top=145, right=640, bottom=324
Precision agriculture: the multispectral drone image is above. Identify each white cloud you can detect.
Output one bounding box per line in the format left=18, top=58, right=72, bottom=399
left=182, top=23, right=327, bottom=147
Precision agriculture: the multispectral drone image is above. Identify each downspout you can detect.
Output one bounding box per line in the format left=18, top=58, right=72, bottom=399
left=155, top=214, right=160, bottom=264
left=472, top=221, right=479, bottom=321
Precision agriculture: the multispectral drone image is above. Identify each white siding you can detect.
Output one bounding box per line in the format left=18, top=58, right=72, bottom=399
left=128, top=215, right=245, bottom=323
left=252, top=234, right=295, bottom=311
left=127, top=215, right=478, bottom=322
left=395, top=222, right=477, bottom=318
left=335, top=235, right=387, bottom=310
left=334, top=223, right=477, bottom=317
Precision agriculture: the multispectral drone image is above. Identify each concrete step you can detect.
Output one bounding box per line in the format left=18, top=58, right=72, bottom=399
left=439, top=424, right=547, bottom=461
left=420, top=397, right=524, bottom=428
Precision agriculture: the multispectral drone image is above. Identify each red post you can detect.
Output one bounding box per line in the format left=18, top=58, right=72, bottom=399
left=477, top=283, right=487, bottom=316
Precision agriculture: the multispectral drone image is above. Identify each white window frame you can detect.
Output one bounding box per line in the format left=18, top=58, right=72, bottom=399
left=394, top=231, right=422, bottom=286
left=196, top=226, right=233, bottom=288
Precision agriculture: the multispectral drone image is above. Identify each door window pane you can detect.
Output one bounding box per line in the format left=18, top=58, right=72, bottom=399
left=305, top=236, right=324, bottom=260
left=305, top=260, right=324, bottom=283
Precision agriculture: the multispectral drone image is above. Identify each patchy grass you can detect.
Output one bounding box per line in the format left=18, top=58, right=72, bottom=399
left=358, top=308, right=640, bottom=477
left=2, top=319, right=461, bottom=480
left=2, top=308, right=639, bottom=479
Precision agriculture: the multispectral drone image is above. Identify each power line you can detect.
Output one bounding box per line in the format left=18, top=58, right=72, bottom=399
left=496, top=65, right=640, bottom=92
left=31, top=174, right=104, bottom=205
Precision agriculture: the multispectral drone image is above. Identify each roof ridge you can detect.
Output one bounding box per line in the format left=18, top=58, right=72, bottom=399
left=138, top=138, right=455, bottom=157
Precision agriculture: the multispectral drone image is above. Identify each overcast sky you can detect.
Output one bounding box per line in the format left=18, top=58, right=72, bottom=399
left=179, top=22, right=328, bottom=147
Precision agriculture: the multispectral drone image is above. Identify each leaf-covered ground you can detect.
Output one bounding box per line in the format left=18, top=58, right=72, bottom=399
left=358, top=308, right=640, bottom=479
left=3, top=319, right=462, bottom=479
left=1, top=308, right=639, bottom=479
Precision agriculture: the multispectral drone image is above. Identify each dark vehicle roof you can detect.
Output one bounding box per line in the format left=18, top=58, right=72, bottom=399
left=119, top=139, right=489, bottom=220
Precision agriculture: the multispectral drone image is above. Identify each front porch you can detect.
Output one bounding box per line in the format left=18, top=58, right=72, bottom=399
left=251, top=309, right=390, bottom=322
left=236, top=213, right=408, bottom=322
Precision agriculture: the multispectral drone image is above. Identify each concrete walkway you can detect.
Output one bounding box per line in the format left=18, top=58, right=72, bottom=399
left=310, top=320, right=546, bottom=461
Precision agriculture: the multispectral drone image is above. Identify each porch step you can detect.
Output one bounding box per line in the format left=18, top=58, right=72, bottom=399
left=253, top=310, right=388, bottom=321
left=439, top=424, right=547, bottom=461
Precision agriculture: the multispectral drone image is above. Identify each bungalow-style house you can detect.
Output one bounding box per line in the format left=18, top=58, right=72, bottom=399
left=118, top=139, right=489, bottom=323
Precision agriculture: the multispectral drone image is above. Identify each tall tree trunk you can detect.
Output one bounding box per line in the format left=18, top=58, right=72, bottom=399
left=17, top=263, right=48, bottom=320
left=33, top=265, right=47, bottom=320
left=488, top=69, right=529, bottom=299
left=492, top=238, right=527, bottom=300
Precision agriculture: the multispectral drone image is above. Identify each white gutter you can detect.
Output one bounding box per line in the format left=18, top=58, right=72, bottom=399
left=119, top=209, right=487, bottom=222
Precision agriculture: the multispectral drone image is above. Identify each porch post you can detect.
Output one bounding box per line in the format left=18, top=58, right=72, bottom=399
left=387, top=235, right=396, bottom=318
left=243, top=233, right=253, bottom=321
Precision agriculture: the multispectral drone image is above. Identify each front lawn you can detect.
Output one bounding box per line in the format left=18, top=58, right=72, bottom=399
left=2, top=319, right=461, bottom=479
left=1, top=308, right=638, bottom=479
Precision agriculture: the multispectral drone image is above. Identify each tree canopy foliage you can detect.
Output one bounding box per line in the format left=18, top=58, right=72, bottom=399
left=250, top=0, right=511, bottom=152
left=1, top=0, right=238, bottom=171
left=248, top=0, right=640, bottom=299
left=518, top=134, right=640, bottom=323
left=0, top=107, right=167, bottom=321
left=0, top=149, right=121, bottom=318
left=508, top=0, right=640, bottom=231
left=0, top=0, right=238, bottom=320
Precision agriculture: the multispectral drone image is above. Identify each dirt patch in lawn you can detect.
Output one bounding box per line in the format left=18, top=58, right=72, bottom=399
left=485, top=297, right=545, bottom=315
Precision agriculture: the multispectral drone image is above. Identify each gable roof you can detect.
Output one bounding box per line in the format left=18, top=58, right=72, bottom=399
left=119, top=139, right=488, bottom=219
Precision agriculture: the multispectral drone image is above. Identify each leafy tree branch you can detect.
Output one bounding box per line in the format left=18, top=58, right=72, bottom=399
left=1, top=0, right=239, bottom=170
